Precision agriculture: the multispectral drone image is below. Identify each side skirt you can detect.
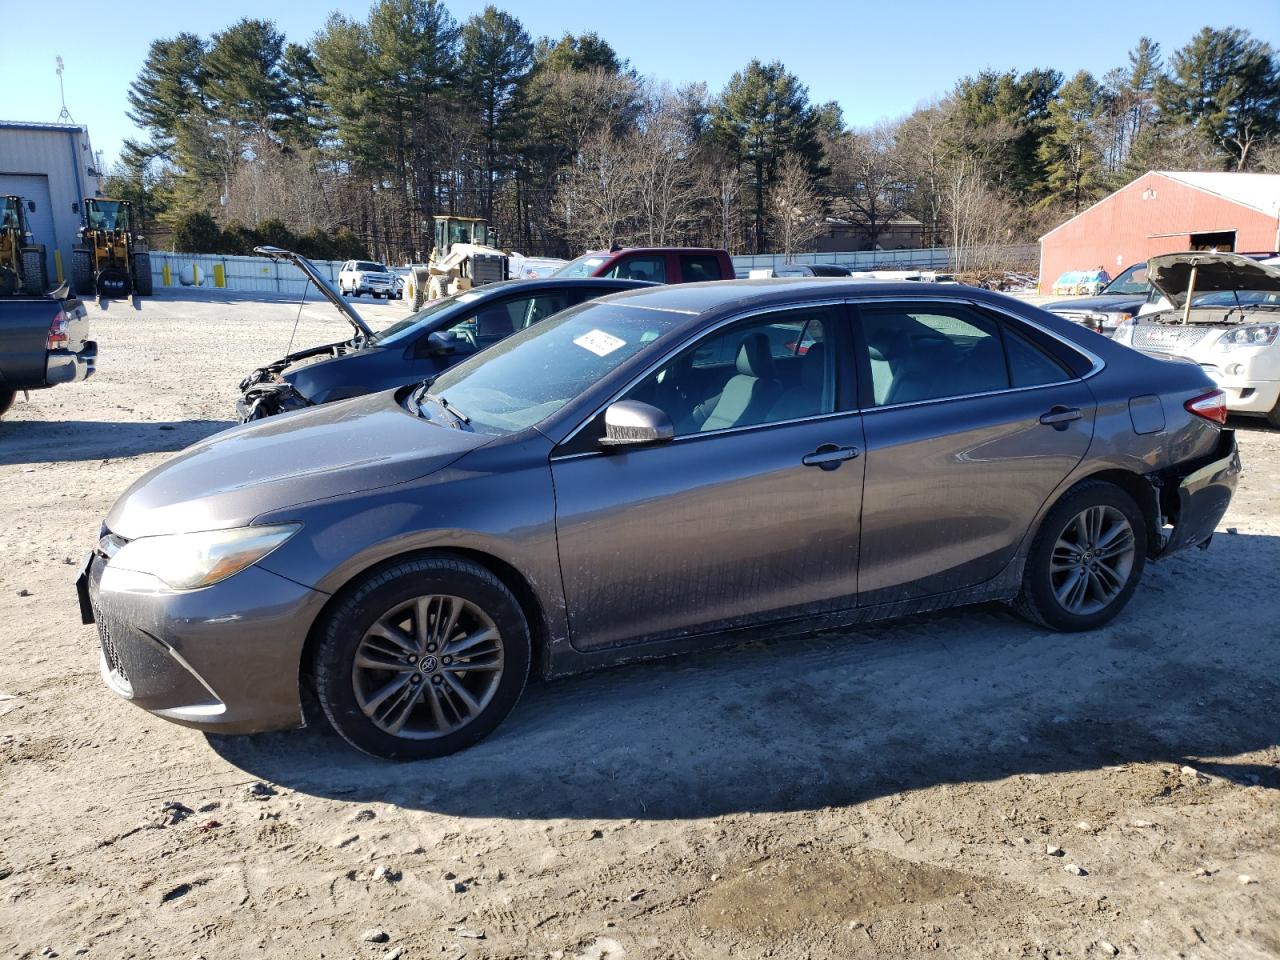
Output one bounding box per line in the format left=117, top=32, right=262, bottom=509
left=541, top=564, right=1024, bottom=680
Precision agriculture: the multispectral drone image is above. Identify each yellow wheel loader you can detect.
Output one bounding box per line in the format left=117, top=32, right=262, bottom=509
left=72, top=198, right=152, bottom=299
left=0, top=196, right=48, bottom=296
left=409, top=215, right=508, bottom=309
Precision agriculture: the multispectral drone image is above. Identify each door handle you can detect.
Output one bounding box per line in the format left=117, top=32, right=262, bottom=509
left=802, top=444, right=860, bottom=470
left=1039, top=406, right=1082, bottom=430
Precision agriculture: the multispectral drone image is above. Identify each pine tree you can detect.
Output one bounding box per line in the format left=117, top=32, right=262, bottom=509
left=1157, top=27, right=1280, bottom=169
left=709, top=60, right=822, bottom=253
left=1038, top=71, right=1106, bottom=213
left=460, top=6, right=534, bottom=219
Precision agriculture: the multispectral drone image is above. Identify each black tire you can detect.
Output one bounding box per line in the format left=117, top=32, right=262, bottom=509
left=131, top=252, right=153, bottom=296
left=72, top=249, right=94, bottom=296
left=20, top=247, right=47, bottom=295
left=1264, top=397, right=1280, bottom=430
left=313, top=555, right=531, bottom=760
left=1013, top=480, right=1148, bottom=632
left=96, top=266, right=132, bottom=299
left=0, top=266, right=17, bottom=297
left=0, top=388, right=15, bottom=419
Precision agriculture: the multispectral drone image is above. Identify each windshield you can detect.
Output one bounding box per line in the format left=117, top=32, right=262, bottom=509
left=1188, top=290, right=1280, bottom=308
left=87, top=201, right=129, bottom=232
left=374, top=289, right=487, bottom=344
left=1102, top=264, right=1150, bottom=296
left=355, top=261, right=388, bottom=272
left=553, top=253, right=607, bottom=278
left=420, top=300, right=687, bottom=435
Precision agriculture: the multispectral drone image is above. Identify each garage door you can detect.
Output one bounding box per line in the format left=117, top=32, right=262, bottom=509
left=0, top=174, right=56, bottom=276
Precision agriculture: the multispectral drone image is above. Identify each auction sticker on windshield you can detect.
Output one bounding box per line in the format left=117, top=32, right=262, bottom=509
left=573, top=329, right=627, bottom=357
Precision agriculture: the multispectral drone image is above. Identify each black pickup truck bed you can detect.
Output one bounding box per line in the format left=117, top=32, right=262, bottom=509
left=0, top=287, right=95, bottom=417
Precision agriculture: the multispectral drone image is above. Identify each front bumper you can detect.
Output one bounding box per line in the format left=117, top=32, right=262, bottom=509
left=357, top=278, right=398, bottom=295
left=1158, top=429, right=1240, bottom=557
left=79, top=548, right=330, bottom=734
left=46, top=341, right=97, bottom=385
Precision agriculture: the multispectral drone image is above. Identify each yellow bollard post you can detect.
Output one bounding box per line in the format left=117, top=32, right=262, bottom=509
left=162, top=262, right=172, bottom=287
left=213, top=263, right=226, bottom=288
left=54, top=250, right=64, bottom=283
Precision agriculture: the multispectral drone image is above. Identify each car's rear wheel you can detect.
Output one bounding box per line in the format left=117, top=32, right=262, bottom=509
left=1013, top=480, right=1147, bottom=632
left=0, top=389, right=15, bottom=420
left=313, top=556, right=531, bottom=760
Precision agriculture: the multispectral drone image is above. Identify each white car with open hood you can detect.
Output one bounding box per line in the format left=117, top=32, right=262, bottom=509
left=1113, top=252, right=1280, bottom=426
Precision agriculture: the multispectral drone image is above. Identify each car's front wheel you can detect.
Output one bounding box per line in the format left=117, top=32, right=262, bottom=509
left=1013, top=481, right=1147, bottom=631
left=313, top=556, right=531, bottom=760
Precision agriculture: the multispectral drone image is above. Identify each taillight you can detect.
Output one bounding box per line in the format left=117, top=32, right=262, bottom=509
left=46, top=309, right=69, bottom=350
left=1185, top=388, right=1228, bottom=425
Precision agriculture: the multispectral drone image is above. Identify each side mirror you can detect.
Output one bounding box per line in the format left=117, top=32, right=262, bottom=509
left=27, top=201, right=36, bottom=213
left=422, top=330, right=456, bottom=357
left=599, top=400, right=674, bottom=448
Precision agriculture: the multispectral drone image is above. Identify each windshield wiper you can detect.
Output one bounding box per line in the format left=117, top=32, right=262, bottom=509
left=410, top=383, right=470, bottom=427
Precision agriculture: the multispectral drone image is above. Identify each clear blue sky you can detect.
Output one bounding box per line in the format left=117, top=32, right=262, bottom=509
left=6, top=0, right=1278, bottom=168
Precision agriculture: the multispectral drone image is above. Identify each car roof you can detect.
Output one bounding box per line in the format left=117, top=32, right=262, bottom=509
left=580, top=247, right=727, bottom=258
left=598, top=277, right=984, bottom=315
left=461, top=277, right=656, bottom=296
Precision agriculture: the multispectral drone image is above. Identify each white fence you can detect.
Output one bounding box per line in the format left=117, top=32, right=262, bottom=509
left=146, top=251, right=412, bottom=296
left=731, top=244, right=1039, bottom=272
left=147, top=244, right=1041, bottom=294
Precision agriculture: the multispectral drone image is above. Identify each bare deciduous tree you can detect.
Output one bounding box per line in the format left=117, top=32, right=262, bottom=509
left=631, top=92, right=702, bottom=245
left=829, top=121, right=910, bottom=249
left=553, top=129, right=636, bottom=250
left=768, top=152, right=823, bottom=262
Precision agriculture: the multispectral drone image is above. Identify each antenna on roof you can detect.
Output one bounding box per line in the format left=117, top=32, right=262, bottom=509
left=55, top=56, right=74, bottom=123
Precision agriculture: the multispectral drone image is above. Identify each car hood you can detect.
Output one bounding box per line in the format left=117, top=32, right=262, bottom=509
left=1044, top=294, right=1147, bottom=314
left=106, top=390, right=491, bottom=539
left=1147, top=252, right=1280, bottom=308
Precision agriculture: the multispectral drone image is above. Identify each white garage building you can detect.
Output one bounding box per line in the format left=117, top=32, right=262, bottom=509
left=0, top=121, right=102, bottom=288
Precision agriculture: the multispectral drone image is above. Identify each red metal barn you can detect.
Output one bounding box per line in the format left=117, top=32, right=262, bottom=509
left=1039, top=172, right=1280, bottom=290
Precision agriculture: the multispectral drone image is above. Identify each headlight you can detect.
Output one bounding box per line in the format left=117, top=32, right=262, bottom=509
left=1111, top=316, right=1136, bottom=344
left=109, top=524, right=300, bottom=591
left=1217, top=324, right=1279, bottom=349
left=1098, top=311, right=1132, bottom=328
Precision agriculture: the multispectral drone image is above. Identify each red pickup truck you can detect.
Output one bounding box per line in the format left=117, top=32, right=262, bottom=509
left=553, top=247, right=733, bottom=284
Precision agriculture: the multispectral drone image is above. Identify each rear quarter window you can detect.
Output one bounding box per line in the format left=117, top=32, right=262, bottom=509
left=679, top=255, right=724, bottom=282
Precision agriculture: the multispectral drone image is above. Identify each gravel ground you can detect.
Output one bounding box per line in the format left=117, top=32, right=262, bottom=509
left=1, top=290, right=1277, bottom=960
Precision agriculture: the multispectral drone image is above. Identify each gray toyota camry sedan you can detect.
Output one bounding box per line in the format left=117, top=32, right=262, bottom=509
left=79, top=280, right=1240, bottom=759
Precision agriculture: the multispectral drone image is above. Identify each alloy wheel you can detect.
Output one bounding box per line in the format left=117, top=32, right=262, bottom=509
left=352, top=595, right=505, bottom=739
left=1049, top=505, right=1136, bottom=616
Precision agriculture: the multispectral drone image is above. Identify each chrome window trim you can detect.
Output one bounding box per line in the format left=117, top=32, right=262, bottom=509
left=965, top=297, right=1106, bottom=379
left=552, top=298, right=851, bottom=457
left=859, top=376, right=1085, bottom=416
left=551, top=294, right=1105, bottom=457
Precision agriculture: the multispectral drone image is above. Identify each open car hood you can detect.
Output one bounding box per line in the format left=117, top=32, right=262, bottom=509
left=254, top=245, right=374, bottom=339
left=1147, top=252, right=1280, bottom=308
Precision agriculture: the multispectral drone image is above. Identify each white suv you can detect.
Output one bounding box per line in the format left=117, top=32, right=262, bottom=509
left=1114, top=252, right=1280, bottom=426
left=338, top=260, right=401, bottom=300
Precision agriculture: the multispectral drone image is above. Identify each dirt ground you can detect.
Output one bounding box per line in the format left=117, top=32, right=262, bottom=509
left=1, top=290, right=1277, bottom=960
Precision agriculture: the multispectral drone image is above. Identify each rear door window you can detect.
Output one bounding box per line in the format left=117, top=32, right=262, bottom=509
left=859, top=303, right=1008, bottom=406
left=678, top=254, right=724, bottom=282
left=606, top=256, right=667, bottom=283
